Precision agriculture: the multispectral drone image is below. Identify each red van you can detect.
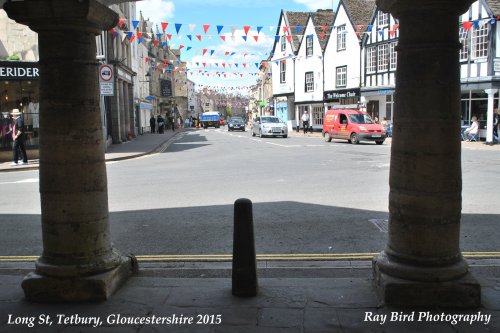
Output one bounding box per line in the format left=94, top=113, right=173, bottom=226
left=322, top=108, right=386, bottom=145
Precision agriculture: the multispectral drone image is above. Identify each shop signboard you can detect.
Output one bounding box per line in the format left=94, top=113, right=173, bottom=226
left=0, top=61, right=39, bottom=80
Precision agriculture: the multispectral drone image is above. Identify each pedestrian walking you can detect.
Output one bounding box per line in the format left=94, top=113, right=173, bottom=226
left=301, top=110, right=310, bottom=134
left=157, top=115, right=165, bottom=134
left=8, top=108, right=28, bottom=166
left=150, top=115, right=156, bottom=134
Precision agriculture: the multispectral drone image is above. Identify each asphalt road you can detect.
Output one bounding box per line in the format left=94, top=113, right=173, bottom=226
left=0, top=128, right=499, bottom=257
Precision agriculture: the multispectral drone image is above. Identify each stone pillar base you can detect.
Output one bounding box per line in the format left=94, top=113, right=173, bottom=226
left=373, top=259, right=481, bottom=308
left=21, top=256, right=136, bottom=302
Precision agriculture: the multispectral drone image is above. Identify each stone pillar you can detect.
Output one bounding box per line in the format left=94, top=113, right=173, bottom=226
left=373, top=0, right=480, bottom=307
left=4, top=0, right=135, bottom=302
left=111, top=77, right=121, bottom=144
left=485, top=89, right=497, bottom=144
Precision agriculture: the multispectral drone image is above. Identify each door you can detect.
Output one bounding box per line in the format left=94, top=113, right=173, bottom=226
left=337, top=113, right=349, bottom=139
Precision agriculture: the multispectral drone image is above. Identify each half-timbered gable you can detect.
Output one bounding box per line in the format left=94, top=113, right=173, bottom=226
left=360, top=8, right=399, bottom=122
left=324, top=0, right=375, bottom=108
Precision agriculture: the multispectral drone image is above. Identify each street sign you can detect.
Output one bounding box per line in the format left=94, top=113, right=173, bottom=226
left=99, top=64, right=114, bottom=96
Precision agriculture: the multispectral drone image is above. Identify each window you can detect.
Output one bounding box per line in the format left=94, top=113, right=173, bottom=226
left=305, top=72, right=314, bottom=92
left=472, top=25, right=488, bottom=59
left=306, top=35, right=313, bottom=56
left=389, top=42, right=397, bottom=71
left=313, top=105, right=324, bottom=125
left=337, top=25, right=346, bottom=51
left=281, top=35, right=286, bottom=51
left=280, top=61, right=286, bottom=83
left=377, top=11, right=389, bottom=26
left=378, top=44, right=388, bottom=72
left=336, top=66, right=347, bottom=87
left=459, top=27, right=468, bottom=61
left=366, top=46, right=376, bottom=73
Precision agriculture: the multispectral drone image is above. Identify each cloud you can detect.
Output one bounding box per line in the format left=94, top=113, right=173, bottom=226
left=293, top=0, right=337, bottom=10
left=136, top=0, right=175, bottom=23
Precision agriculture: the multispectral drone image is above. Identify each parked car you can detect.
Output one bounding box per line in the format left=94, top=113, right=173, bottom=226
left=251, top=116, right=288, bottom=138
left=228, top=117, right=246, bottom=131
left=322, top=108, right=386, bottom=145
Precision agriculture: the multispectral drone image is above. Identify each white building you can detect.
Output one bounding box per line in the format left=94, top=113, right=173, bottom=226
left=294, top=10, right=334, bottom=130
left=270, top=10, right=309, bottom=127
left=324, top=0, right=376, bottom=108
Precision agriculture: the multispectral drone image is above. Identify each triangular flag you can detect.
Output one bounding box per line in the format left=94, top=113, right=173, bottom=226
left=283, top=26, right=289, bottom=33
left=275, top=35, right=280, bottom=42
left=203, top=49, right=207, bottom=55
left=186, top=46, right=192, bottom=51
left=136, top=32, right=142, bottom=39
left=179, top=45, right=185, bottom=50
left=175, top=23, right=182, bottom=34
left=463, top=21, right=473, bottom=31
left=138, top=37, right=144, bottom=44
left=295, top=26, right=302, bottom=33
left=244, top=26, right=251, bottom=36
left=196, top=35, right=202, bottom=41
left=217, top=25, right=224, bottom=35
left=243, top=63, right=247, bottom=68
left=132, top=20, right=139, bottom=30
left=393, top=24, right=399, bottom=31
left=257, top=26, right=263, bottom=34
left=242, top=35, right=247, bottom=42
left=118, top=18, right=125, bottom=28
left=210, top=50, right=215, bottom=56
left=220, top=36, right=226, bottom=41
left=286, top=35, right=292, bottom=42
left=156, top=33, right=162, bottom=40
left=187, top=35, right=192, bottom=41
left=389, top=30, right=396, bottom=37
left=126, top=31, right=133, bottom=39
left=255, top=63, right=259, bottom=68
left=253, top=35, right=259, bottom=42
left=161, top=22, right=168, bottom=32
left=367, top=25, right=373, bottom=32
left=203, top=24, right=210, bottom=34
left=189, top=24, right=196, bottom=32
left=167, top=34, right=172, bottom=40
left=319, top=33, right=326, bottom=38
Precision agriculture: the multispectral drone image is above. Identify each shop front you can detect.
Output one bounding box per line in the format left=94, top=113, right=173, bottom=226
left=0, top=61, right=39, bottom=148
left=360, top=88, right=395, bottom=123
left=461, top=84, right=500, bottom=141
left=324, top=88, right=360, bottom=109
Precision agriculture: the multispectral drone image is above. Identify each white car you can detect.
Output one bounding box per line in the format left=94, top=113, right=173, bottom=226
left=251, top=116, right=288, bottom=138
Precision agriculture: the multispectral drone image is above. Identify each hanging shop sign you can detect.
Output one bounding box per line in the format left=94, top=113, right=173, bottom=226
left=0, top=61, right=39, bottom=81
left=160, top=79, right=172, bottom=97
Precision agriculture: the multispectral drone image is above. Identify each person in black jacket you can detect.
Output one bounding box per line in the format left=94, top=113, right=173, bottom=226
left=8, top=109, right=28, bottom=166
left=150, top=115, right=156, bottom=134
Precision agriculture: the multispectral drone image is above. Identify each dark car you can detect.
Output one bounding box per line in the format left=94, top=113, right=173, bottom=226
left=228, top=117, right=245, bottom=131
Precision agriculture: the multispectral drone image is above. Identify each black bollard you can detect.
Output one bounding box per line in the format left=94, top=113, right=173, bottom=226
left=232, top=198, right=258, bottom=297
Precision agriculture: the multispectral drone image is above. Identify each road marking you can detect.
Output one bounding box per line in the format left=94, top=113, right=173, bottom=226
left=2, top=252, right=499, bottom=262
left=0, top=178, right=39, bottom=185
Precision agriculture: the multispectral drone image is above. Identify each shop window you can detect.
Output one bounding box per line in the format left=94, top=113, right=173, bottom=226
left=313, top=105, right=324, bottom=125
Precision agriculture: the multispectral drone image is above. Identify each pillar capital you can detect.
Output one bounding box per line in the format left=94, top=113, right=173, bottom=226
left=376, top=0, right=474, bottom=17
left=4, top=0, right=118, bottom=34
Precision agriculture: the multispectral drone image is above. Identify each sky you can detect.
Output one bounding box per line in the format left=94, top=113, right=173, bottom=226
left=136, top=0, right=340, bottom=93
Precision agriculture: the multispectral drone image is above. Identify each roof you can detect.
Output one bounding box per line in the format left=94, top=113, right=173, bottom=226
left=485, top=0, right=500, bottom=15
left=283, top=11, right=310, bottom=53
left=310, top=9, right=336, bottom=51
left=341, top=0, right=376, bottom=41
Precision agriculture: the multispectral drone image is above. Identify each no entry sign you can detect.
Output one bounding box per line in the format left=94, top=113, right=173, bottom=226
left=99, top=64, right=114, bottom=96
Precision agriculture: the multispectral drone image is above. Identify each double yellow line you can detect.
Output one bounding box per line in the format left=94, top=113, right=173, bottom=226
left=1, top=252, right=499, bottom=262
